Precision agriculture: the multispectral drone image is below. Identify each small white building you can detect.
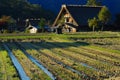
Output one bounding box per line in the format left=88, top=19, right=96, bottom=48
left=27, top=24, right=37, bottom=33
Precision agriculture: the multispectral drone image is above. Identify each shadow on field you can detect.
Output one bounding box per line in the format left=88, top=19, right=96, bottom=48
left=44, top=41, right=89, bottom=49
left=19, top=41, right=89, bottom=50
left=2, top=40, right=90, bottom=51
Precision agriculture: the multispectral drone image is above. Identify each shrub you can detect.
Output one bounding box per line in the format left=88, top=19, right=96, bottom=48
left=3, top=30, right=9, bottom=33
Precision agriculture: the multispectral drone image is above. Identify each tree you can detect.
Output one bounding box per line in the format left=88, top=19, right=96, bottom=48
left=0, top=15, right=16, bottom=33
left=98, top=6, right=111, bottom=31
left=0, top=16, right=10, bottom=31
left=86, top=0, right=102, bottom=6
left=88, top=17, right=99, bottom=32
left=38, top=18, right=46, bottom=32
left=7, top=17, right=16, bottom=32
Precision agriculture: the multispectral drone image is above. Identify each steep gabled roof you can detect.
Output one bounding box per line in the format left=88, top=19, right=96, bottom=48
left=53, top=5, right=102, bottom=26
left=53, top=5, right=78, bottom=27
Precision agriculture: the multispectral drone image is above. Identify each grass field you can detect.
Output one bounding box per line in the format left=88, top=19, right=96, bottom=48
left=0, top=32, right=120, bottom=80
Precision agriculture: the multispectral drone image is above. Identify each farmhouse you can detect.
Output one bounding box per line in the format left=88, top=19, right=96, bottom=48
left=53, top=5, right=102, bottom=32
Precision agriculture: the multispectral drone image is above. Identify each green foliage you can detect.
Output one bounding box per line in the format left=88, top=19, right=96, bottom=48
left=0, top=46, right=20, bottom=80
left=3, top=30, right=9, bottom=33
left=25, top=28, right=30, bottom=33
left=38, top=18, right=46, bottom=32
left=7, top=17, right=16, bottom=25
left=98, top=6, right=111, bottom=30
left=88, top=17, right=99, bottom=31
left=0, top=15, right=16, bottom=33
left=0, top=16, right=11, bottom=22
left=86, top=0, right=102, bottom=6
left=39, top=18, right=46, bottom=28
left=0, top=32, right=119, bottom=40
left=98, top=6, right=111, bottom=23
left=7, top=43, right=51, bottom=80
left=57, top=15, right=65, bottom=26
left=0, top=0, right=55, bottom=21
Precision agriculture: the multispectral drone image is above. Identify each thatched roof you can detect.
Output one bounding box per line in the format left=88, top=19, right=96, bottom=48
left=53, top=5, right=102, bottom=27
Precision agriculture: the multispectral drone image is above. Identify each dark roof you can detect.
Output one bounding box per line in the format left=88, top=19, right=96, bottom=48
left=53, top=5, right=102, bottom=26
left=66, top=5, right=102, bottom=25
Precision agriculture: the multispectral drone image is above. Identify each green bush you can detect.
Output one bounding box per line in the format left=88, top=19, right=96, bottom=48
left=25, top=28, right=30, bottom=33
left=3, top=30, right=9, bottom=33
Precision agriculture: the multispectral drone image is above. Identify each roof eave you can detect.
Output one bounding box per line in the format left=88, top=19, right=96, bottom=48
left=52, top=6, right=65, bottom=27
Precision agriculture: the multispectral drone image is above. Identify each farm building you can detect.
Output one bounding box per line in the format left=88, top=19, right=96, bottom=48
left=16, top=18, right=40, bottom=31
left=25, top=19, right=38, bottom=33
left=26, top=24, right=38, bottom=33
left=52, top=5, right=102, bottom=32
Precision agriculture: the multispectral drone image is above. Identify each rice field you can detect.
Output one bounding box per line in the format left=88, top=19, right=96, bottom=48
left=0, top=32, right=120, bottom=80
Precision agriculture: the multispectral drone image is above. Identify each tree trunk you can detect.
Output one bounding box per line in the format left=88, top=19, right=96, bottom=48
left=101, top=23, right=104, bottom=31
left=101, top=25, right=104, bottom=31
left=42, top=28, right=44, bottom=32
left=93, top=26, right=95, bottom=32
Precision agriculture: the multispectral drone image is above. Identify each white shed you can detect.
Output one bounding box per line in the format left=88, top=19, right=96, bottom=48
left=27, top=24, right=37, bottom=33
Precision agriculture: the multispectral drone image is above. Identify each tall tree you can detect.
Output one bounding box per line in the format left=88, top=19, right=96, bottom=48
left=38, top=18, right=46, bottom=32
left=86, top=0, right=102, bottom=6
left=88, top=17, right=99, bottom=32
left=98, top=6, right=111, bottom=31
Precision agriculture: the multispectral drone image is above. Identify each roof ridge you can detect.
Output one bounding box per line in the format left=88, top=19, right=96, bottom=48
left=62, top=4, right=103, bottom=8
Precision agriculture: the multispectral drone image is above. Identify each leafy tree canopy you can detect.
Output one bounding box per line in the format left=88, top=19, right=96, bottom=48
left=98, top=6, right=111, bottom=30
left=0, top=15, right=15, bottom=31
left=98, top=6, right=111, bottom=23
left=88, top=17, right=99, bottom=31
left=38, top=18, right=46, bottom=32
left=38, top=18, right=45, bottom=28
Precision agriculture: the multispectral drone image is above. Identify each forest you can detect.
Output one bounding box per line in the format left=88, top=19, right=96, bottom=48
left=0, top=0, right=55, bottom=20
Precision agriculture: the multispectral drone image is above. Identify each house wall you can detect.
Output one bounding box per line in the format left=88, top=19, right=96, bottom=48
left=64, top=13, right=73, bottom=23
left=29, top=27, right=37, bottom=33
left=71, top=28, right=76, bottom=32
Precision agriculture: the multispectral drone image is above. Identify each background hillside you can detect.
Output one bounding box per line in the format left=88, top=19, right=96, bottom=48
left=0, top=0, right=55, bottom=21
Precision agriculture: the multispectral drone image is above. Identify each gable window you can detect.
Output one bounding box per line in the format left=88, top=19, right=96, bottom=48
left=65, top=18, right=69, bottom=22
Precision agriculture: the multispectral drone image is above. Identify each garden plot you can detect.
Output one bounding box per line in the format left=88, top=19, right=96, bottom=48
left=0, top=32, right=120, bottom=80
left=42, top=38, right=120, bottom=79
left=16, top=42, right=82, bottom=80
left=77, top=38, right=120, bottom=51
left=0, top=44, right=20, bottom=80
left=14, top=40, right=120, bottom=80
left=47, top=40, right=120, bottom=67
left=5, top=42, right=51, bottom=80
